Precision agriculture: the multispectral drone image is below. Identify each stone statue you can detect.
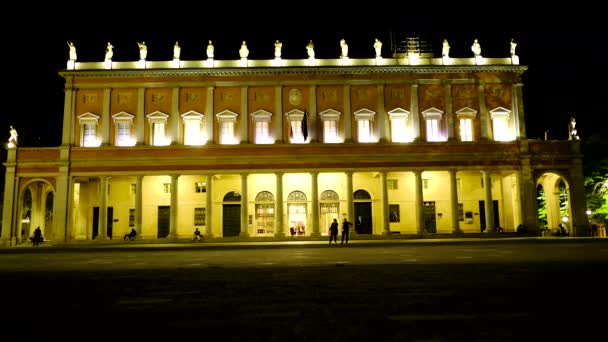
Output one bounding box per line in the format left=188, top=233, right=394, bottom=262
left=105, top=42, right=114, bottom=61
left=67, top=42, right=77, bottom=61
left=274, top=40, right=282, bottom=58
left=207, top=40, right=214, bottom=59
left=340, top=39, right=348, bottom=58
left=239, top=41, right=249, bottom=59
left=374, top=38, right=382, bottom=58
left=306, top=40, right=315, bottom=58
left=569, top=117, right=579, bottom=140
left=8, top=125, right=18, bottom=145
left=510, top=38, right=517, bottom=56
left=138, top=41, right=147, bottom=60
left=442, top=39, right=450, bottom=58
left=471, top=39, right=481, bottom=57
left=173, top=41, right=181, bottom=60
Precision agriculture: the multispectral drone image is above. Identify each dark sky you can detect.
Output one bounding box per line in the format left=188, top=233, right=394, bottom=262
left=1, top=5, right=605, bottom=150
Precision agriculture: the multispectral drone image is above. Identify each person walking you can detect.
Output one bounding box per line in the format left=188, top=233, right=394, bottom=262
left=341, top=218, right=353, bottom=245
left=329, top=219, right=339, bottom=245
left=32, top=226, right=42, bottom=246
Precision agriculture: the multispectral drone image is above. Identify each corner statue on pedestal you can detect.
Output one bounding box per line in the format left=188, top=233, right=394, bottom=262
left=510, top=38, right=517, bottom=56
left=374, top=38, right=382, bottom=58
left=306, top=40, right=315, bottom=58
left=239, top=41, right=249, bottom=59
left=340, top=39, right=348, bottom=58
left=67, top=42, right=77, bottom=61
left=471, top=39, right=481, bottom=57
left=442, top=39, right=450, bottom=58
left=173, top=41, right=181, bottom=60
left=8, top=126, right=18, bottom=146
left=569, top=117, right=579, bottom=140
left=274, top=40, right=282, bottom=58
left=207, top=40, right=214, bottom=59
left=105, top=42, right=114, bottom=61
left=138, top=41, right=147, bottom=60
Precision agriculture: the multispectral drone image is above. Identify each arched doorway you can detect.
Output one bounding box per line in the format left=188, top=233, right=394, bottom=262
left=18, top=180, right=55, bottom=243
left=320, top=190, right=339, bottom=235
left=537, top=172, right=571, bottom=235
left=354, top=189, right=372, bottom=234
left=254, top=191, right=275, bottom=236
left=222, top=191, right=242, bottom=237
left=287, top=190, right=307, bottom=236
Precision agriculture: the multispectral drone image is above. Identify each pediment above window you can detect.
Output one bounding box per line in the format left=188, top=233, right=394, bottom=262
left=455, top=107, right=477, bottom=119
left=353, top=108, right=376, bottom=120
left=319, top=108, right=341, bottom=121
left=78, top=112, right=100, bottom=124
left=146, top=111, right=169, bottom=123
left=285, top=109, right=305, bottom=121
left=387, top=107, right=410, bottom=119
left=251, top=109, right=273, bottom=122
left=489, top=106, right=511, bottom=119
left=112, top=111, right=135, bottom=122
left=216, top=110, right=238, bottom=121
left=181, top=110, right=204, bottom=121
left=422, top=107, right=444, bottom=120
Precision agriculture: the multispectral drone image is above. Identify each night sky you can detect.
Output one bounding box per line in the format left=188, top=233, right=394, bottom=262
left=1, top=6, right=605, bottom=151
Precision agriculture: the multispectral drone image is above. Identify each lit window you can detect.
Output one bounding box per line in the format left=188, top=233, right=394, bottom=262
left=78, top=112, right=100, bottom=147
left=163, top=183, right=171, bottom=193
left=387, top=179, right=398, bottom=190
left=422, top=179, right=429, bottom=189
left=251, top=110, right=273, bottom=144
left=458, top=203, right=464, bottom=221
left=388, top=107, right=411, bottom=143
left=195, top=182, right=206, bottom=193
left=319, top=108, right=342, bottom=143
left=422, top=107, right=444, bottom=142
left=354, top=108, right=375, bottom=143
left=456, top=107, right=477, bottom=142
left=490, top=107, right=512, bottom=142
left=182, top=111, right=204, bottom=146
left=216, top=110, right=239, bottom=144
left=147, top=111, right=170, bottom=146
left=194, top=207, right=206, bottom=226
left=130, top=184, right=136, bottom=195
left=285, top=109, right=308, bottom=143
left=112, top=112, right=135, bottom=146
left=129, top=208, right=135, bottom=227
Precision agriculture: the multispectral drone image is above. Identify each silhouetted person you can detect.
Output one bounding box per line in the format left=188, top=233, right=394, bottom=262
left=31, top=226, right=42, bottom=246
left=341, top=218, right=353, bottom=245
left=124, top=228, right=137, bottom=241
left=193, top=228, right=202, bottom=241
left=329, top=219, right=339, bottom=244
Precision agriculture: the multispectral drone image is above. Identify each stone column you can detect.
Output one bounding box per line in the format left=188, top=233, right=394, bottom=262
left=482, top=170, right=495, bottom=231
left=275, top=172, right=284, bottom=237
left=444, top=81, right=454, bottom=141
left=172, top=87, right=181, bottom=144
left=380, top=171, right=390, bottom=235
left=240, top=173, right=249, bottom=236
left=377, top=84, right=386, bottom=143
left=136, top=88, right=145, bottom=144
left=169, top=174, right=179, bottom=239
left=414, top=170, right=424, bottom=234
left=135, top=175, right=143, bottom=237
left=98, top=176, right=109, bottom=240
left=206, top=87, right=214, bottom=144
left=53, top=169, right=70, bottom=242
left=519, top=156, right=538, bottom=233
left=570, top=156, right=589, bottom=236
left=102, top=88, right=111, bottom=145
left=345, top=171, right=354, bottom=227
left=240, top=86, right=248, bottom=144
left=309, top=85, right=317, bottom=143
left=274, top=85, right=283, bottom=143
left=411, top=84, right=420, bottom=141
left=478, top=82, right=490, bottom=140
left=344, top=85, right=352, bottom=142
left=62, top=78, right=75, bottom=145
left=513, top=83, right=526, bottom=139
left=449, top=170, right=461, bottom=233
left=311, top=172, right=319, bottom=236
left=1, top=150, right=17, bottom=244
left=205, top=174, right=214, bottom=237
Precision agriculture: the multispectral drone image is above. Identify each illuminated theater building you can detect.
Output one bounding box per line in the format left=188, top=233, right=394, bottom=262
left=1, top=37, right=589, bottom=245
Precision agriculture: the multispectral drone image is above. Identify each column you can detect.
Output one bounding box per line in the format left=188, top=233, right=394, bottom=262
left=345, top=171, right=354, bottom=232
left=240, top=86, right=248, bottom=143
left=413, top=170, right=424, bottom=234
left=274, top=85, right=283, bottom=143
left=102, top=88, right=111, bottom=145
left=377, top=84, right=386, bottom=143
left=478, top=82, right=490, bottom=140
left=136, top=88, right=145, bottom=144
left=570, top=157, right=589, bottom=236
left=240, top=173, right=249, bottom=236
left=511, top=173, right=523, bottom=229
left=519, top=157, right=538, bottom=233
left=98, top=176, right=109, bottom=240
left=380, top=171, right=390, bottom=235
left=482, top=170, right=494, bottom=231
left=274, top=172, right=284, bottom=237
left=308, top=85, right=317, bottom=143
left=449, top=170, right=461, bottom=233
left=444, top=81, right=454, bottom=141
left=411, top=84, right=420, bottom=140
left=344, top=85, right=352, bottom=142
left=513, top=83, right=527, bottom=139
left=61, top=79, right=75, bottom=145
left=1, top=150, right=17, bottom=243
left=310, top=172, right=319, bottom=236
left=172, top=87, right=181, bottom=144
left=169, top=174, right=179, bottom=239
left=135, top=175, right=143, bottom=237
left=206, top=87, right=214, bottom=144
left=205, top=174, right=214, bottom=237
left=53, top=169, right=70, bottom=242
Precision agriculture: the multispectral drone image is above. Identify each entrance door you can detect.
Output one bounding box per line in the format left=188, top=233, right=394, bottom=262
left=354, top=202, right=372, bottom=234
left=223, top=204, right=241, bottom=237
left=107, top=207, right=113, bottom=239
left=92, top=207, right=99, bottom=240
left=479, top=200, right=500, bottom=232
left=157, top=206, right=170, bottom=238
left=423, top=201, right=437, bottom=233
left=92, top=207, right=113, bottom=239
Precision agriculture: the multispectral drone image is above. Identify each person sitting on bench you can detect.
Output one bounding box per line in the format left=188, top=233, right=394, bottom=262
left=124, top=228, right=137, bottom=241
left=193, top=228, right=203, bottom=241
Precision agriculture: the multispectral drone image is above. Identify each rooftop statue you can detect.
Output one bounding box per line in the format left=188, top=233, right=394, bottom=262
left=510, top=38, right=517, bottom=56
left=239, top=41, right=249, bottom=59
left=105, top=42, right=114, bottom=61
left=274, top=40, right=282, bottom=58
left=138, top=41, right=147, bottom=60
left=306, top=40, right=315, bottom=58
left=67, top=42, right=77, bottom=61
left=207, top=40, right=214, bottom=59
left=340, top=39, right=348, bottom=58
left=8, top=125, right=18, bottom=146
left=173, top=41, right=181, bottom=60
left=471, top=39, right=481, bottom=57
left=442, top=39, right=450, bottom=58
left=569, top=117, right=579, bottom=140
left=374, top=38, right=382, bottom=58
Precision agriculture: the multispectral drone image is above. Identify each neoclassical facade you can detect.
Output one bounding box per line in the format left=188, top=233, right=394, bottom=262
left=1, top=38, right=588, bottom=245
